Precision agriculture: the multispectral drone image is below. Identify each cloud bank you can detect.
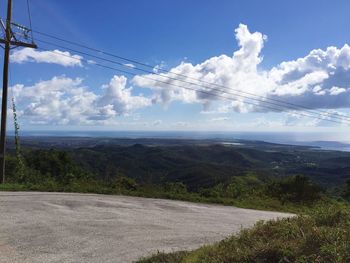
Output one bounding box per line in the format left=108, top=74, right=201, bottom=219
left=11, top=76, right=151, bottom=125
left=9, top=24, right=350, bottom=126
left=133, top=24, right=350, bottom=113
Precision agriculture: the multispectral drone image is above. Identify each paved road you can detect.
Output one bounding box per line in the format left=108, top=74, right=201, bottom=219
left=0, top=192, right=292, bottom=263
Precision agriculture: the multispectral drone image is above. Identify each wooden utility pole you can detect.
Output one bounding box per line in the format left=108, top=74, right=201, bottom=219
left=0, top=0, right=37, bottom=184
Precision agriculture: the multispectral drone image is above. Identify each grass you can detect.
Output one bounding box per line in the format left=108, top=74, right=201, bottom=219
left=3, top=148, right=350, bottom=262
left=2, top=178, right=349, bottom=262
left=137, top=202, right=350, bottom=263
left=0, top=181, right=321, bottom=214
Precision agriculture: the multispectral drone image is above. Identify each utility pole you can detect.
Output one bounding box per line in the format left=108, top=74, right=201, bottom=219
left=0, top=0, right=37, bottom=184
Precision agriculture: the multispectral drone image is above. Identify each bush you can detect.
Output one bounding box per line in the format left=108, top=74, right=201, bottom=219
left=138, top=203, right=350, bottom=263
left=342, top=180, right=350, bottom=200
left=115, top=176, right=138, bottom=191
left=163, top=182, right=188, bottom=195
left=267, top=175, right=323, bottom=203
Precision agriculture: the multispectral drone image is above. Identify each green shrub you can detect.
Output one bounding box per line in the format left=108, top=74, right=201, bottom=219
left=163, top=182, right=188, bottom=195
left=115, top=176, right=138, bottom=191
left=267, top=175, right=323, bottom=203
left=138, top=203, right=350, bottom=263
left=342, top=180, right=350, bottom=200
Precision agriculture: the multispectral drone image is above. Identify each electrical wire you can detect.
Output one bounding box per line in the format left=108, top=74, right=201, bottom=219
left=34, top=37, right=350, bottom=124
left=31, top=29, right=350, bottom=122
left=26, top=0, right=34, bottom=41
left=35, top=46, right=350, bottom=126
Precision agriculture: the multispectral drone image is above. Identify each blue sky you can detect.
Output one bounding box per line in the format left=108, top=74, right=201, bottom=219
left=1, top=0, right=350, bottom=134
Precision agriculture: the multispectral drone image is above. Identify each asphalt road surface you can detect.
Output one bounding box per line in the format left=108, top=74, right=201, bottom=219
left=0, top=192, right=293, bottom=263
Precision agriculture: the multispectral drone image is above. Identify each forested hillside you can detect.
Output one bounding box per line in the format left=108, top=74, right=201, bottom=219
left=2, top=139, right=350, bottom=212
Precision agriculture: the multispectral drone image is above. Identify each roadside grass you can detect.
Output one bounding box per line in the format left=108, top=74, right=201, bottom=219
left=2, top=149, right=350, bottom=262
left=2, top=175, right=349, bottom=262
left=2, top=149, right=341, bottom=214
left=0, top=181, right=327, bottom=214
left=3, top=182, right=349, bottom=263
left=137, top=202, right=350, bottom=263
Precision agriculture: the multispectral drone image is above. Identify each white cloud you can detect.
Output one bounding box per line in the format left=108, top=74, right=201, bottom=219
left=152, top=120, right=162, bottom=126
left=98, top=76, right=151, bottom=116
left=248, top=117, right=283, bottom=128
left=210, top=117, right=230, bottom=122
left=153, top=61, right=166, bottom=73
left=171, top=121, right=189, bottom=127
left=11, top=75, right=151, bottom=125
left=87, top=59, right=96, bottom=65
left=284, top=109, right=349, bottom=127
left=124, top=63, right=135, bottom=68
left=9, top=24, right=350, bottom=128
left=329, top=86, right=347, bottom=95
left=11, top=48, right=83, bottom=67
left=132, top=24, right=350, bottom=115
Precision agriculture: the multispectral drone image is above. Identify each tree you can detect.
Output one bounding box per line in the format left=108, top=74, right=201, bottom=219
left=343, top=180, right=350, bottom=199
left=268, top=175, right=322, bottom=203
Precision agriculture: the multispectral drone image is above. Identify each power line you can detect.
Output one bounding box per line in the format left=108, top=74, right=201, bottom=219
left=37, top=45, right=350, bottom=125
left=34, top=37, right=350, bottom=124
left=35, top=46, right=349, bottom=126
left=31, top=29, right=350, bottom=122
left=26, top=0, right=34, bottom=41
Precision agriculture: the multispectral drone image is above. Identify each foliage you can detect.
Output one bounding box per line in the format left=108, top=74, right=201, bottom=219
left=267, top=175, right=323, bottom=203
left=114, top=176, right=138, bottom=191
left=68, top=143, right=350, bottom=189
left=2, top=146, right=350, bottom=262
left=138, top=203, right=350, bottom=263
left=342, top=179, right=350, bottom=200
left=11, top=98, right=26, bottom=182
left=1, top=147, right=333, bottom=213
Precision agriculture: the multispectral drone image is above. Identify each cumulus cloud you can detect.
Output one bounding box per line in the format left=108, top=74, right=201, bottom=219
left=11, top=75, right=151, bottom=125
left=97, top=76, right=151, bottom=117
left=11, top=48, right=83, bottom=67
left=132, top=24, right=350, bottom=115
left=10, top=24, right=350, bottom=127
left=329, top=86, right=346, bottom=95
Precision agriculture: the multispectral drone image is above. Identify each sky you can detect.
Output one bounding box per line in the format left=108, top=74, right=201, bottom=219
left=1, top=0, right=350, bottom=134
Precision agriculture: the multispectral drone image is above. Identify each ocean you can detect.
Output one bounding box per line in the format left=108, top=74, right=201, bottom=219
left=14, top=130, right=350, bottom=152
